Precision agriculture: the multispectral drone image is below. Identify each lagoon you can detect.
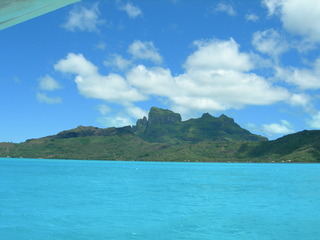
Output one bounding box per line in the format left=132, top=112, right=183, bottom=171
left=0, top=158, right=320, bottom=240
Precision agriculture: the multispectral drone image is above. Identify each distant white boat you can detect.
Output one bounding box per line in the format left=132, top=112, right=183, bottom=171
left=0, top=0, right=81, bottom=30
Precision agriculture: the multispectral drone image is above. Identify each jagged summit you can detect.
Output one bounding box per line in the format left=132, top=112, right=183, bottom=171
left=148, top=107, right=182, bottom=125
left=133, top=107, right=267, bottom=142
left=201, top=113, right=212, bottom=118
left=218, top=114, right=233, bottom=120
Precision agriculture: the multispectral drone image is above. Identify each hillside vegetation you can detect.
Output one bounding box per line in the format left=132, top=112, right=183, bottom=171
left=1, top=107, right=319, bottom=162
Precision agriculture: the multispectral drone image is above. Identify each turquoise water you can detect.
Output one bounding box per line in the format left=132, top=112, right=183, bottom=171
left=0, top=158, right=320, bottom=240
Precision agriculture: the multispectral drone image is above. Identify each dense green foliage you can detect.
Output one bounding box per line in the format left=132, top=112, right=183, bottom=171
left=0, top=136, right=248, bottom=162
left=239, top=130, right=320, bottom=162
left=1, top=107, right=320, bottom=162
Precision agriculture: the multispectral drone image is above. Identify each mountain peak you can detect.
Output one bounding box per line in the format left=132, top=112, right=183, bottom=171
left=201, top=113, right=213, bottom=119
left=218, top=114, right=234, bottom=122
left=148, top=107, right=182, bottom=125
left=132, top=107, right=267, bottom=142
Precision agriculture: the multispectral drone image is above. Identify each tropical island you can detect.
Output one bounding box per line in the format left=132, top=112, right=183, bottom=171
left=1, top=107, right=319, bottom=162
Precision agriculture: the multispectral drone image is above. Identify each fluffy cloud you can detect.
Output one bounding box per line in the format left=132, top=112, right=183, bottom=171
left=37, top=92, right=62, bottom=104
left=128, top=40, right=163, bottom=64
left=185, top=39, right=253, bottom=72
left=105, top=41, right=162, bottom=70
left=275, top=58, right=320, bottom=90
left=38, top=75, right=61, bottom=91
left=214, top=3, right=236, bottom=16
left=62, top=3, right=103, bottom=32
left=54, top=53, right=146, bottom=104
left=263, top=0, right=320, bottom=42
left=128, top=67, right=290, bottom=113
left=252, top=29, right=288, bottom=58
left=119, top=2, right=142, bottom=18
left=126, top=65, right=176, bottom=97
left=54, top=53, right=98, bottom=76
left=262, top=120, right=294, bottom=136
left=74, top=74, right=145, bottom=103
left=126, top=39, right=292, bottom=113
left=53, top=38, right=301, bottom=117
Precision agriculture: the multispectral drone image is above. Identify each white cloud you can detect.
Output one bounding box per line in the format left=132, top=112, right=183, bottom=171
left=275, top=58, right=320, bottom=90
left=252, top=29, right=288, bottom=58
left=263, top=0, right=320, bottom=42
left=288, top=93, right=311, bottom=107
left=262, top=120, right=294, bottom=136
left=38, top=75, right=61, bottom=91
left=307, top=112, right=320, bottom=129
left=119, top=2, right=142, bottom=19
left=73, top=74, right=145, bottom=103
left=53, top=38, right=300, bottom=117
left=62, top=3, right=103, bottom=32
left=128, top=40, right=163, bottom=64
left=172, top=70, right=289, bottom=112
left=127, top=39, right=292, bottom=114
left=54, top=53, right=98, bottom=77
left=126, top=65, right=176, bottom=97
left=185, top=39, right=253, bottom=72
left=215, top=3, right=236, bottom=16
left=54, top=53, right=146, bottom=104
left=246, top=13, right=259, bottom=22
left=37, top=92, right=62, bottom=104
left=263, top=0, right=282, bottom=16
left=104, top=54, right=132, bottom=70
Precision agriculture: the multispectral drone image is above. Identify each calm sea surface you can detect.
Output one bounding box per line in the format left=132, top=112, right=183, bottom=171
left=0, top=158, right=320, bottom=240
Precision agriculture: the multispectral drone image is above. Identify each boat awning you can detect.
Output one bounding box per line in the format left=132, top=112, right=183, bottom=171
left=0, top=0, right=81, bottom=30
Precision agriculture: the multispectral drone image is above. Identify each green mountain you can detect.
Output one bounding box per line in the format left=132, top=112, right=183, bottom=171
left=239, top=130, right=320, bottom=162
left=134, top=107, right=267, bottom=142
left=0, top=107, right=319, bottom=162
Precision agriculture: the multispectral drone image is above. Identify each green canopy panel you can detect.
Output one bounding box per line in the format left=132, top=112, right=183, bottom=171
left=0, top=0, right=80, bottom=30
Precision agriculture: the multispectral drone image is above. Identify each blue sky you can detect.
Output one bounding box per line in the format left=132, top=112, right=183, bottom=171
left=1, top=0, right=320, bottom=142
